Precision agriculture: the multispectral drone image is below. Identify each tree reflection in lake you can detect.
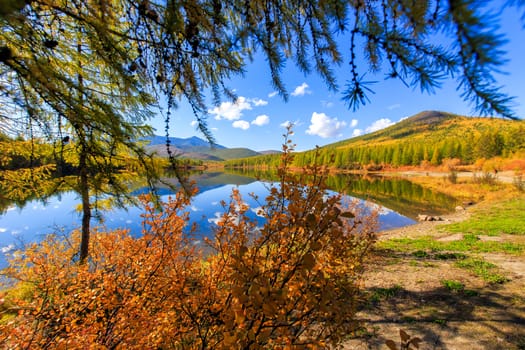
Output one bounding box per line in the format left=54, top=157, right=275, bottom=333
left=0, top=170, right=457, bottom=267
left=325, top=174, right=458, bottom=219
left=226, top=169, right=458, bottom=218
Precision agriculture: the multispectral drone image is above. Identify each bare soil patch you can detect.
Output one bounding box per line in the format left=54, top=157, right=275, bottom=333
left=343, top=207, right=525, bottom=350
left=386, top=170, right=517, bottom=184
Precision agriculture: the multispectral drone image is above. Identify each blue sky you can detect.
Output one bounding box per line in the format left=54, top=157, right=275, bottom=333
left=150, top=6, right=525, bottom=152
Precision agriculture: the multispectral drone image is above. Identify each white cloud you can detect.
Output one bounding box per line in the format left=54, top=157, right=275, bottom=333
left=268, top=91, right=278, bottom=98
left=0, top=227, right=6, bottom=233
left=365, top=202, right=393, bottom=215
left=209, top=206, right=248, bottom=225
left=208, top=212, right=223, bottom=225
left=190, top=120, right=198, bottom=127
left=291, top=82, right=311, bottom=97
left=387, top=103, right=401, bottom=110
left=208, top=96, right=252, bottom=120
left=306, top=112, right=347, bottom=138
left=252, top=98, right=268, bottom=106
left=280, top=119, right=302, bottom=129
left=365, top=118, right=394, bottom=133
left=0, top=244, right=14, bottom=254
left=350, top=119, right=358, bottom=128
left=208, top=96, right=269, bottom=120
left=252, top=114, right=270, bottom=126
left=280, top=120, right=292, bottom=128
left=251, top=206, right=265, bottom=217
left=321, top=100, right=334, bottom=108
left=232, top=120, right=250, bottom=130
left=352, top=129, right=363, bottom=137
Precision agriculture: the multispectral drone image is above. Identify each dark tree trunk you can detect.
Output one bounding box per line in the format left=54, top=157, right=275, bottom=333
left=79, top=146, right=91, bottom=263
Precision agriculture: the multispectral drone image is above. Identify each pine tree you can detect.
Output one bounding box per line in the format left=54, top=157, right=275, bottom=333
left=431, top=145, right=442, bottom=166
left=402, top=144, right=414, bottom=165
left=412, top=144, right=423, bottom=166
left=475, top=130, right=504, bottom=159
left=392, top=145, right=402, bottom=167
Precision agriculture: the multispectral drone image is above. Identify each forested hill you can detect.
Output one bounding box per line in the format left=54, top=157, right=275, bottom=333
left=224, top=111, right=525, bottom=169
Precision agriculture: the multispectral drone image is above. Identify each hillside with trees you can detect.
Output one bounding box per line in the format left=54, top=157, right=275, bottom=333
left=224, top=111, right=525, bottom=171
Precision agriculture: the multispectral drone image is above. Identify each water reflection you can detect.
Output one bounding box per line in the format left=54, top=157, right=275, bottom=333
left=224, top=169, right=458, bottom=218
left=326, top=174, right=457, bottom=219
left=0, top=171, right=457, bottom=267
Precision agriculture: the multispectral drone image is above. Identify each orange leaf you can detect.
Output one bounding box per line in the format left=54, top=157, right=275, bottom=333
left=385, top=339, right=398, bottom=350
left=400, top=329, right=410, bottom=342
left=302, top=253, right=316, bottom=270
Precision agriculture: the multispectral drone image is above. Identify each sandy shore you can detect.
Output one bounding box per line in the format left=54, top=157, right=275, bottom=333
left=381, top=170, right=518, bottom=184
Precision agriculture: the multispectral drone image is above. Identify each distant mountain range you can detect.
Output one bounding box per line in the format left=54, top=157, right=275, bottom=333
left=146, top=111, right=525, bottom=165
left=143, top=135, right=280, bottom=161
left=145, top=135, right=226, bottom=149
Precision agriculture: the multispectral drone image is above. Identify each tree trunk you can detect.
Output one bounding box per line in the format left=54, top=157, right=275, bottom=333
left=76, top=37, right=91, bottom=263
left=79, top=145, right=91, bottom=263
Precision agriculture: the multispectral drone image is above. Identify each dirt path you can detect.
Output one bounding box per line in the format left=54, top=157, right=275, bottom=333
left=342, top=207, right=525, bottom=350
left=385, top=170, right=517, bottom=184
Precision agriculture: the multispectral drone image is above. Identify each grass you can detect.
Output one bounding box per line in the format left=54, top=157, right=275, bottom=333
left=378, top=234, right=524, bottom=255
left=441, top=279, right=479, bottom=296
left=434, top=252, right=468, bottom=260
left=445, top=197, right=525, bottom=236
left=369, top=285, right=403, bottom=303
left=411, top=251, right=467, bottom=260
left=433, top=318, right=447, bottom=325
left=376, top=196, right=522, bottom=287
left=441, top=279, right=464, bottom=292
left=455, top=258, right=508, bottom=284
left=0, top=281, right=34, bottom=323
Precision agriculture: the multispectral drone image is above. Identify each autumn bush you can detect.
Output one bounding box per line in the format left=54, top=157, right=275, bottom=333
left=0, top=135, right=377, bottom=349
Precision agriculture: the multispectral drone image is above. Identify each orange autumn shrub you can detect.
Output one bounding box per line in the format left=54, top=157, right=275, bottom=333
left=0, top=137, right=377, bottom=349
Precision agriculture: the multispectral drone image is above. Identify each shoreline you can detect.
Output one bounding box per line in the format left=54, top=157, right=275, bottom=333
left=377, top=204, right=472, bottom=241
left=343, top=192, right=525, bottom=349
left=375, top=169, right=517, bottom=184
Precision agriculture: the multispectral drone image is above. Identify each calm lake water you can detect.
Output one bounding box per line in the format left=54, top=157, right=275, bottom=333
left=0, top=171, right=457, bottom=266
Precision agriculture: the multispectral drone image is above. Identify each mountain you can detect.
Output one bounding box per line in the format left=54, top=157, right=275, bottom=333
left=259, top=150, right=282, bottom=155
left=224, top=110, right=525, bottom=168
left=312, top=110, right=525, bottom=167
left=143, top=135, right=264, bottom=161
left=144, top=135, right=226, bottom=149
left=328, top=110, right=520, bottom=148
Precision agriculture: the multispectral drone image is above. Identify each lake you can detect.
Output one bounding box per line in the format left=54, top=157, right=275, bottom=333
left=0, top=171, right=458, bottom=266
